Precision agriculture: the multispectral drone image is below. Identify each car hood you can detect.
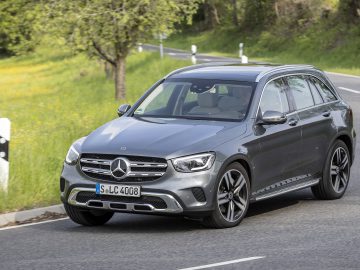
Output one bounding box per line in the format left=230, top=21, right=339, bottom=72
left=80, top=117, right=247, bottom=159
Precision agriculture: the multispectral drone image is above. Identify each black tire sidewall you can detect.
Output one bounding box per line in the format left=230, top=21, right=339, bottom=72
left=322, top=140, right=350, bottom=199
left=64, top=203, right=114, bottom=226
left=209, top=162, right=250, bottom=228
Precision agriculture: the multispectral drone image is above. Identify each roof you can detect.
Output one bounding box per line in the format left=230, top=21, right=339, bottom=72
left=166, top=63, right=315, bottom=82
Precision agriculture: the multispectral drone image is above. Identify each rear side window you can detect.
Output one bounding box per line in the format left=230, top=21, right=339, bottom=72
left=260, top=78, right=289, bottom=114
left=306, top=77, right=323, bottom=105
left=310, top=77, right=337, bottom=102
left=287, top=75, right=314, bottom=110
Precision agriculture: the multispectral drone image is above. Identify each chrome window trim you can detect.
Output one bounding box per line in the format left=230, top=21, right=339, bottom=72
left=255, top=65, right=315, bottom=82
left=255, top=72, right=339, bottom=120
left=286, top=100, right=338, bottom=117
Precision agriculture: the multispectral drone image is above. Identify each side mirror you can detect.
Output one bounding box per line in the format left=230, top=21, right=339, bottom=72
left=259, top=110, right=287, bottom=125
left=117, top=104, right=131, bottom=117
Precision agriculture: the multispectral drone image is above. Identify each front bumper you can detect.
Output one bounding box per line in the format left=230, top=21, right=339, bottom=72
left=60, top=159, right=222, bottom=216
left=67, top=186, right=183, bottom=214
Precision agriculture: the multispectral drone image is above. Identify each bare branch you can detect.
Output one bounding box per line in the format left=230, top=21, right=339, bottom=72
left=92, top=41, right=116, bottom=66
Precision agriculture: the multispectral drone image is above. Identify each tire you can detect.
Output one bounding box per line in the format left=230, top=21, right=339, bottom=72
left=312, top=140, right=351, bottom=200
left=203, top=162, right=250, bottom=229
left=64, top=203, right=114, bottom=226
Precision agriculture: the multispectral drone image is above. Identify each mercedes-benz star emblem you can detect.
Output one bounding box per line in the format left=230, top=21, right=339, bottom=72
left=110, top=158, right=129, bottom=179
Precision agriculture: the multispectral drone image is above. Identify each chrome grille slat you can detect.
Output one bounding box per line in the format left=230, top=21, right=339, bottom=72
left=80, top=154, right=167, bottom=182
left=130, top=162, right=167, bottom=168
left=80, top=158, right=111, bottom=166
left=81, top=167, right=111, bottom=175
left=128, top=172, right=165, bottom=177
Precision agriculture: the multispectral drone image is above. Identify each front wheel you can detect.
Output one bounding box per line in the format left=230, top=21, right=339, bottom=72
left=203, top=162, right=250, bottom=228
left=312, top=140, right=351, bottom=200
left=64, top=203, right=114, bottom=226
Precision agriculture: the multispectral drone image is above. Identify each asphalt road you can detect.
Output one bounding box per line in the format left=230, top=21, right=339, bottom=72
left=1, top=47, right=360, bottom=270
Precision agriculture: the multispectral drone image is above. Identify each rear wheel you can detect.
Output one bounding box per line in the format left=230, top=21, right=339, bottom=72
left=64, top=203, right=114, bottom=226
left=203, top=162, right=250, bottom=228
left=312, top=140, right=351, bottom=200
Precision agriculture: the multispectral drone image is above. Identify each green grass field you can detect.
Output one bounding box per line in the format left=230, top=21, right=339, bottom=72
left=164, top=25, right=360, bottom=76
left=0, top=47, right=187, bottom=213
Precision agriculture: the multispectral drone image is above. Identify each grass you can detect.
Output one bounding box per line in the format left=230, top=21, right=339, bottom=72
left=163, top=23, right=360, bottom=76
left=0, top=46, right=188, bottom=213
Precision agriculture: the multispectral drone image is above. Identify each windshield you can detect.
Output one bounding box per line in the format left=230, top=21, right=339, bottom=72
left=133, top=78, right=254, bottom=121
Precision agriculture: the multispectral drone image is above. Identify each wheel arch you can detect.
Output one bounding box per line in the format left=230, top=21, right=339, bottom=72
left=219, top=154, right=253, bottom=186
left=335, top=133, right=353, bottom=165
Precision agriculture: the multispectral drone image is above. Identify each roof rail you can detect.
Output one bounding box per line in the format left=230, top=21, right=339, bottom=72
left=164, top=61, right=242, bottom=79
left=255, top=64, right=315, bottom=82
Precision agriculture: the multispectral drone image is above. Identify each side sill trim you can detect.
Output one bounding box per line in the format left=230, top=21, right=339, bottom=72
left=254, top=178, right=320, bottom=201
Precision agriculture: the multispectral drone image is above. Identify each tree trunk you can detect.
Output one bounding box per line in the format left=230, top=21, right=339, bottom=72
left=114, top=56, right=126, bottom=100
left=232, top=0, right=239, bottom=26
left=204, top=1, right=220, bottom=29
left=104, top=61, right=114, bottom=80
left=340, top=0, right=360, bottom=20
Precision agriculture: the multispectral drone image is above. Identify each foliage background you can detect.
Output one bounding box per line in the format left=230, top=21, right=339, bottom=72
left=0, top=0, right=359, bottom=212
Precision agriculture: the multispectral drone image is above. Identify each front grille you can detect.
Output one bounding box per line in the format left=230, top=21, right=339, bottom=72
left=192, top=187, right=206, bottom=202
left=76, top=191, right=167, bottom=209
left=79, top=153, right=167, bottom=183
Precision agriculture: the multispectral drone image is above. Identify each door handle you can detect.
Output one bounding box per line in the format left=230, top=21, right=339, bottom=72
left=322, top=111, right=331, bottom=117
left=288, top=119, right=298, bottom=126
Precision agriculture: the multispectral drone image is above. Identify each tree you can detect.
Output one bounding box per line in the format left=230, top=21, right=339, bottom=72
left=232, top=0, right=239, bottom=26
left=204, top=0, right=220, bottom=29
left=45, top=0, right=201, bottom=100
left=0, top=0, right=41, bottom=55
left=339, top=0, right=360, bottom=21
left=243, top=0, right=276, bottom=29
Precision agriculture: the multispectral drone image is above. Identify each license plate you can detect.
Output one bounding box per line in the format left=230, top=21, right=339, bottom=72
left=96, top=183, right=141, bottom=197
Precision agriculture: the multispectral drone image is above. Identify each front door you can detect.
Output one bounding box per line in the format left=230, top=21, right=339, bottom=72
left=251, top=77, right=303, bottom=196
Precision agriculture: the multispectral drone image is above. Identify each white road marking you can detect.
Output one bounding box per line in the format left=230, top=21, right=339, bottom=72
left=168, top=52, right=177, bottom=56
left=0, top=217, right=69, bottom=231
left=338, top=87, right=360, bottom=94
left=177, top=256, right=265, bottom=270
left=326, top=72, right=360, bottom=79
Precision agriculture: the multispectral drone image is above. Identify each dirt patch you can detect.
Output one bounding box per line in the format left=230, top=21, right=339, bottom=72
left=0, top=212, right=68, bottom=228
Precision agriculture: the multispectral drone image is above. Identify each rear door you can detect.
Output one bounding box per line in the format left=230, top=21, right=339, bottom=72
left=285, top=75, right=335, bottom=177
left=251, top=77, right=302, bottom=193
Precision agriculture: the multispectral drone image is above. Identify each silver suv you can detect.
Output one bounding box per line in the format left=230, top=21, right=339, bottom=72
left=61, top=64, right=355, bottom=228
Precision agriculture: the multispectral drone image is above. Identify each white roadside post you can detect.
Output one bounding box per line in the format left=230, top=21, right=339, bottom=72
left=137, top=43, right=143, bottom=53
left=239, top=42, right=249, bottom=64
left=241, top=55, right=249, bottom=64
left=239, top=42, right=243, bottom=58
left=191, top=44, right=197, bottom=65
left=0, top=118, right=10, bottom=193
left=159, top=33, right=168, bottom=59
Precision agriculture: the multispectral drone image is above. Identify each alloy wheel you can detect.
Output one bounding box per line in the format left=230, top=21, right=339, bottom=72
left=217, top=169, right=248, bottom=223
left=330, top=147, right=350, bottom=193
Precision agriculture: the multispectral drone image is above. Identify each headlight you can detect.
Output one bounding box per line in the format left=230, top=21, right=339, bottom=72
left=65, top=146, right=80, bottom=165
left=172, top=153, right=215, bottom=173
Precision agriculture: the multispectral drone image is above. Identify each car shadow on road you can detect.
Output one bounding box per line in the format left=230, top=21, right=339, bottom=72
left=56, top=189, right=316, bottom=233
left=64, top=214, right=204, bottom=233
left=247, top=189, right=314, bottom=217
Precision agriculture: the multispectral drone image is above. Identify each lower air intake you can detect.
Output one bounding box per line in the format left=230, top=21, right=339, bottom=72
left=76, top=191, right=168, bottom=209
left=192, top=187, right=206, bottom=202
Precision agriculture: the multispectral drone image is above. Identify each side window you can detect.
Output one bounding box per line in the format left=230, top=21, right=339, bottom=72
left=306, top=77, right=323, bottom=105
left=260, top=78, right=289, bottom=114
left=311, top=77, right=337, bottom=102
left=287, top=75, right=314, bottom=110
left=135, top=83, right=175, bottom=114
left=183, top=88, right=198, bottom=104
left=217, top=85, right=229, bottom=96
